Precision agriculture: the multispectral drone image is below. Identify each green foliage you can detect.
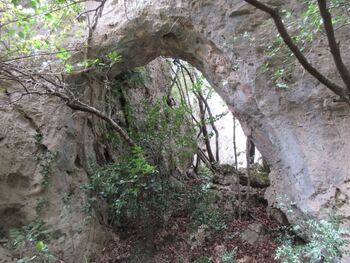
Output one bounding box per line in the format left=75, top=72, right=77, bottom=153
left=219, top=249, right=237, bottom=263
left=84, top=65, right=227, bottom=236
left=0, top=0, right=123, bottom=76
left=16, top=240, right=55, bottom=263
left=62, top=192, right=72, bottom=206
left=35, top=197, right=47, bottom=214
left=34, top=149, right=56, bottom=188
left=275, top=216, right=348, bottom=263
left=82, top=146, right=181, bottom=227
left=0, top=0, right=84, bottom=59
left=33, top=133, right=43, bottom=145
left=33, top=135, right=56, bottom=190
left=136, top=98, right=196, bottom=169
left=9, top=220, right=52, bottom=250
left=196, top=166, right=214, bottom=181
left=114, top=67, right=149, bottom=88
left=263, top=34, right=294, bottom=89
left=62, top=191, right=74, bottom=213
left=199, top=112, right=228, bottom=127
left=70, top=52, right=122, bottom=72
left=190, top=183, right=227, bottom=231
left=9, top=220, right=61, bottom=262
left=260, top=0, right=350, bottom=89
left=106, top=50, right=122, bottom=65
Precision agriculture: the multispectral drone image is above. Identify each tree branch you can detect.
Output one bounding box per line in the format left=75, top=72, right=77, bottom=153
left=177, top=61, right=216, bottom=164
left=7, top=88, right=137, bottom=148
left=233, top=116, right=242, bottom=219
left=317, top=0, right=350, bottom=94
left=196, top=88, right=220, bottom=163
left=243, top=0, right=349, bottom=100
left=66, top=99, right=137, bottom=148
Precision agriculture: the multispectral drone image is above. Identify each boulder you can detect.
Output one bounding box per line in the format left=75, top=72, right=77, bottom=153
left=240, top=223, right=266, bottom=245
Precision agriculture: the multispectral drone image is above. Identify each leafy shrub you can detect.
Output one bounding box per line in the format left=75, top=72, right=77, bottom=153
left=82, top=146, right=156, bottom=224
left=136, top=98, right=196, bottom=172
left=9, top=220, right=57, bottom=263
left=259, top=0, right=350, bottom=90
left=275, top=216, right=348, bottom=263
left=16, top=240, right=54, bottom=263
left=83, top=93, right=197, bottom=231
left=190, top=184, right=226, bottom=231
left=34, top=149, right=56, bottom=188
left=9, top=220, right=52, bottom=250
left=82, top=146, right=187, bottom=229
left=219, top=249, right=237, bottom=263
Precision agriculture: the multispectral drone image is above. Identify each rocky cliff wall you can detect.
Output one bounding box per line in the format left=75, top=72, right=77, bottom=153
left=0, top=58, right=173, bottom=262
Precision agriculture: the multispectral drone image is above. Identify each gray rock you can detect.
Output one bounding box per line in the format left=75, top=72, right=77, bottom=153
left=240, top=223, right=266, bottom=245
left=89, top=2, right=350, bottom=255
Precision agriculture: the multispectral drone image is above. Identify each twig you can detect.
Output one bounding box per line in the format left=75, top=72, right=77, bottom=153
left=233, top=116, right=242, bottom=219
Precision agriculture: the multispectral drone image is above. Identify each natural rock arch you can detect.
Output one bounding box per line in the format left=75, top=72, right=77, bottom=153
left=86, top=0, right=350, bottom=228
left=1, top=0, right=349, bottom=262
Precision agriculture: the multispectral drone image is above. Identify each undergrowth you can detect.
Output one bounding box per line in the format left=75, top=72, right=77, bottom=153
left=8, top=220, right=57, bottom=263
left=275, top=216, right=348, bottom=263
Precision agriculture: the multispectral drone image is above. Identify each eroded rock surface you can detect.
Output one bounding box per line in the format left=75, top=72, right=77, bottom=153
left=90, top=0, right=350, bottom=259
left=0, top=58, right=173, bottom=262
left=1, top=0, right=350, bottom=261
left=89, top=0, right=350, bottom=228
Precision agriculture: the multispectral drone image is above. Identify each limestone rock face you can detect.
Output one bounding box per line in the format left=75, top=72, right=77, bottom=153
left=0, top=58, right=173, bottom=262
left=0, top=89, right=106, bottom=261
left=240, top=223, right=266, bottom=245
left=87, top=0, right=350, bottom=257
left=90, top=0, right=350, bottom=218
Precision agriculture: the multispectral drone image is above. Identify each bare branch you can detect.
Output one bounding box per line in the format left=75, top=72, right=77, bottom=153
left=1, top=49, right=79, bottom=63
left=233, top=116, right=242, bottom=219
left=11, top=89, right=137, bottom=147
left=196, top=88, right=220, bottom=163
left=177, top=61, right=216, bottom=165
left=65, top=99, right=137, bottom=148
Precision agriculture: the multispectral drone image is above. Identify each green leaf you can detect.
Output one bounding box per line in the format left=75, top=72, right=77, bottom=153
left=64, top=64, right=74, bottom=73
left=33, top=40, right=43, bottom=49
left=44, top=13, right=53, bottom=20
left=18, top=32, right=25, bottom=39
left=35, top=240, right=45, bottom=252
left=276, top=82, right=289, bottom=90
left=30, top=0, right=40, bottom=9
left=56, top=49, right=71, bottom=60
left=11, top=0, right=20, bottom=5
left=106, top=50, right=122, bottom=64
